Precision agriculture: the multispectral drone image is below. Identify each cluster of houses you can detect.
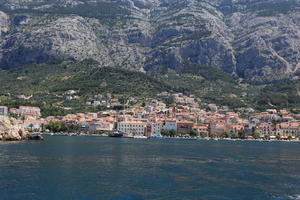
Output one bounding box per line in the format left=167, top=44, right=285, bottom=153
left=0, top=93, right=299, bottom=140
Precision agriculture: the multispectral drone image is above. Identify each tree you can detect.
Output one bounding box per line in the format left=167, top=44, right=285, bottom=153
left=161, top=129, right=169, bottom=136
left=189, top=130, right=198, bottom=137
left=29, top=123, right=34, bottom=132
left=199, top=132, right=208, bottom=138
left=238, top=130, right=247, bottom=139
left=221, top=132, right=231, bottom=138
left=161, top=129, right=176, bottom=137
left=45, top=121, right=67, bottom=133
left=210, top=132, right=217, bottom=138
left=41, top=123, right=45, bottom=132
left=276, top=135, right=281, bottom=140
left=252, top=132, right=260, bottom=139
left=169, top=129, right=177, bottom=137
left=66, top=123, right=81, bottom=133
left=231, top=132, right=239, bottom=139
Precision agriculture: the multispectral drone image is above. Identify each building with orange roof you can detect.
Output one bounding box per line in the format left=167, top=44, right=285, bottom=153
left=177, top=121, right=194, bottom=135
left=192, top=125, right=209, bottom=135
left=8, top=106, right=41, bottom=119
left=89, top=121, right=114, bottom=132
left=228, top=124, right=245, bottom=134
left=14, top=119, right=46, bottom=131
left=19, top=106, right=41, bottom=118
left=256, top=122, right=275, bottom=138
left=276, top=122, right=300, bottom=139
left=210, top=123, right=227, bottom=135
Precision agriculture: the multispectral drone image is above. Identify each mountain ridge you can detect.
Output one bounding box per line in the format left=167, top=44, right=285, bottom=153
left=0, top=0, right=299, bottom=83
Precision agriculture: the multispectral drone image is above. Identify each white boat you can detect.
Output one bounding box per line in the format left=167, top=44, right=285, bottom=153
left=133, top=135, right=148, bottom=139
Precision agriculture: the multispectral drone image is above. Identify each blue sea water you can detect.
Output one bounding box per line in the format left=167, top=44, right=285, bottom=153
left=0, top=136, right=299, bottom=200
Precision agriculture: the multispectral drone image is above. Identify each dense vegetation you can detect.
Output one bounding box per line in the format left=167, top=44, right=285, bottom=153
left=0, top=1, right=130, bottom=26
left=252, top=80, right=300, bottom=112
left=0, top=60, right=173, bottom=116
left=220, top=0, right=300, bottom=16
left=0, top=60, right=299, bottom=116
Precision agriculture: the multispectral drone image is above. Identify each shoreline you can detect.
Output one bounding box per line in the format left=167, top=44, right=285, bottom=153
left=38, top=132, right=300, bottom=143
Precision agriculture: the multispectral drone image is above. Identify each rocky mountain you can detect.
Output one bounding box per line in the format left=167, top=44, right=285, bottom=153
left=0, top=0, right=299, bottom=83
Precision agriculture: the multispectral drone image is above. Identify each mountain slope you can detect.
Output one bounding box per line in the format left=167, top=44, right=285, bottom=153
left=0, top=0, right=299, bottom=83
left=0, top=60, right=299, bottom=116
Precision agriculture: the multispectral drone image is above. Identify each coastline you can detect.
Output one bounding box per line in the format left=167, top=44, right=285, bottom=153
left=38, top=132, right=300, bottom=143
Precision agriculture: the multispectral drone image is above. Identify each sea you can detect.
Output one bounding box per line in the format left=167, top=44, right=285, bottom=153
left=0, top=135, right=299, bottom=200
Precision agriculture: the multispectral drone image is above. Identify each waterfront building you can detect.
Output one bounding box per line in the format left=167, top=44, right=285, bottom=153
left=256, top=122, right=276, bottom=138
left=13, top=119, right=45, bottom=131
left=162, top=119, right=177, bottom=131
left=177, top=121, right=194, bottom=135
left=117, top=121, right=147, bottom=136
left=148, top=122, right=163, bottom=137
left=276, top=122, right=300, bottom=139
left=89, top=121, right=114, bottom=131
left=0, top=106, right=8, bottom=115
left=210, top=123, right=226, bottom=135
left=192, top=125, right=209, bottom=136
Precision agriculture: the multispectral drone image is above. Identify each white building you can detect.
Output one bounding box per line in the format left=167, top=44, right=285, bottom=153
left=118, top=121, right=162, bottom=137
left=19, top=106, right=41, bottom=119
left=162, top=119, right=177, bottom=131
left=14, top=120, right=45, bottom=131
left=118, top=121, right=147, bottom=136
left=89, top=121, right=114, bottom=131
left=149, top=122, right=163, bottom=137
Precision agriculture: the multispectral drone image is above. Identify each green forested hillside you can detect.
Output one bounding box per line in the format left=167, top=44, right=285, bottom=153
left=0, top=60, right=173, bottom=116
left=0, top=60, right=299, bottom=116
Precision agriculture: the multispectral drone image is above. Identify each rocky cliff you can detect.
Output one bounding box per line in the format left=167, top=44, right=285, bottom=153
left=0, top=0, right=299, bottom=83
left=0, top=116, right=43, bottom=141
left=0, top=116, right=29, bottom=140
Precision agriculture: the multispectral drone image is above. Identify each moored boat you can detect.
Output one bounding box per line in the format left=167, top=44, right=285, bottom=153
left=109, top=130, right=124, bottom=137
left=133, top=135, right=148, bottom=139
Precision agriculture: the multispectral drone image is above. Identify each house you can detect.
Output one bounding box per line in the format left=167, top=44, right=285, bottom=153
left=208, top=104, right=218, bottom=112
left=145, top=122, right=163, bottom=137
left=210, top=123, right=226, bottom=135
left=276, top=123, right=300, bottom=139
left=256, top=122, right=276, bottom=138
left=13, top=119, right=45, bottom=131
left=89, top=121, right=114, bottom=131
left=19, top=106, right=41, bottom=119
left=228, top=124, right=244, bottom=134
left=162, top=119, right=177, bottom=131
left=117, top=121, right=147, bottom=136
left=0, top=106, right=8, bottom=115
left=177, top=121, right=194, bottom=135
left=192, top=125, right=209, bottom=136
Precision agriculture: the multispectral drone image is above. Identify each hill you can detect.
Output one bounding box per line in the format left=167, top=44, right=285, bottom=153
left=0, top=60, right=299, bottom=116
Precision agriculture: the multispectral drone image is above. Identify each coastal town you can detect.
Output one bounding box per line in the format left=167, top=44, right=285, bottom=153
left=0, top=92, right=300, bottom=141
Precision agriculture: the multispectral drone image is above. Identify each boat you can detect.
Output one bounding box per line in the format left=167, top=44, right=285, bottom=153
left=123, top=133, right=134, bottom=138
left=109, top=130, right=124, bottom=137
left=133, top=135, right=148, bottom=139
left=152, top=135, right=164, bottom=139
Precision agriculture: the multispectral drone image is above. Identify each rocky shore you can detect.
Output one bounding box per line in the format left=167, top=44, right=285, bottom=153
left=0, top=116, right=43, bottom=141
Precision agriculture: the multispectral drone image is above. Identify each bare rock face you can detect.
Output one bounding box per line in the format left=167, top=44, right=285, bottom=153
left=0, top=15, right=103, bottom=68
left=0, top=116, right=30, bottom=141
left=0, top=11, right=9, bottom=34
left=0, top=0, right=299, bottom=83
